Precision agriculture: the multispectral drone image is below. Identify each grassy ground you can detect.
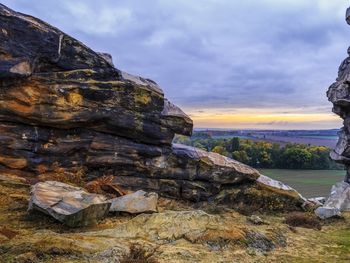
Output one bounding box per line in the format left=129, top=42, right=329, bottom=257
left=259, top=169, right=345, bottom=198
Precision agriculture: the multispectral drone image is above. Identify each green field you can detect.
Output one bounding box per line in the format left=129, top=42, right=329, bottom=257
left=259, top=169, right=345, bottom=198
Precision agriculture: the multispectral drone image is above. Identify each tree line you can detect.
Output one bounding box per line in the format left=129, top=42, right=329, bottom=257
left=174, top=133, right=342, bottom=170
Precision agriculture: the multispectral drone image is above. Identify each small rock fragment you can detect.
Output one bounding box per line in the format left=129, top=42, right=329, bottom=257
left=109, top=190, right=158, bottom=214
left=315, top=207, right=341, bottom=219
left=302, top=197, right=325, bottom=211
left=308, top=197, right=326, bottom=206
left=247, top=215, right=266, bottom=225
left=246, top=231, right=275, bottom=254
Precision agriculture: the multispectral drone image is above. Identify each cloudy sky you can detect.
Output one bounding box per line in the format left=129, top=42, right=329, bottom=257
left=3, top=0, right=349, bottom=129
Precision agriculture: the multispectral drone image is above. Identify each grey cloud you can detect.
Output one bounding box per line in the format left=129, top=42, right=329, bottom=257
left=2, top=0, right=348, bottom=122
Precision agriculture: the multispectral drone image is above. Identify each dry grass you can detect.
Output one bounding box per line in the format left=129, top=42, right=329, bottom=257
left=85, top=175, right=127, bottom=197
left=37, top=167, right=85, bottom=187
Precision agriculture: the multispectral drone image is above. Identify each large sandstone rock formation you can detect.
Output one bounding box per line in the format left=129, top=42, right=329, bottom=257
left=319, top=7, right=350, bottom=218
left=0, top=4, right=303, bottom=211
left=327, top=9, right=350, bottom=183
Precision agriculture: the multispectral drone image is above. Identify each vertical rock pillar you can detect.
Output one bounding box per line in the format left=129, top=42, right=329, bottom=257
left=316, top=7, right=350, bottom=219
left=327, top=6, right=350, bottom=183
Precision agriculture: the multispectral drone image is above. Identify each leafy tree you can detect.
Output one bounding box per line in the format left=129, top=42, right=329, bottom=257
left=212, top=146, right=230, bottom=157
left=232, top=150, right=250, bottom=164
left=280, top=147, right=312, bottom=169
left=230, top=137, right=240, bottom=152
left=175, top=133, right=342, bottom=170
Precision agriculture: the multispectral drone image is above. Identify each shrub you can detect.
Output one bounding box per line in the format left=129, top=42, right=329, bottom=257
left=284, top=212, right=321, bottom=230
left=120, top=244, right=158, bottom=263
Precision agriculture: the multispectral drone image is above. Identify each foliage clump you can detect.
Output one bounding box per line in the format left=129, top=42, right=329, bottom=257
left=120, top=244, right=158, bottom=263
left=284, top=212, right=322, bottom=230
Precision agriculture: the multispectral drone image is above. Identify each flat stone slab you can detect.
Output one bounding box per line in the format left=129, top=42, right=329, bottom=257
left=29, top=181, right=110, bottom=227
left=110, top=190, right=158, bottom=214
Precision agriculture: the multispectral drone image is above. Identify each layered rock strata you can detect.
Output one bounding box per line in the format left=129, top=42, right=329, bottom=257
left=0, top=4, right=303, bottom=210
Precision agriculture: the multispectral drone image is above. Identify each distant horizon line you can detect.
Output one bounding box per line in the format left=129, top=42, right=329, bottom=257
left=193, top=128, right=340, bottom=131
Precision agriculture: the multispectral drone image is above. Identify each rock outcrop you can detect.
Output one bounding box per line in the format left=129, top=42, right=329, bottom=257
left=0, top=4, right=303, bottom=211
left=315, top=182, right=350, bottom=219
left=321, top=7, right=350, bottom=218
left=327, top=9, right=350, bottom=183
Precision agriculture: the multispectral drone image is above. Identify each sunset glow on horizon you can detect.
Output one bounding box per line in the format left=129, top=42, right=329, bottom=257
left=186, top=108, right=342, bottom=130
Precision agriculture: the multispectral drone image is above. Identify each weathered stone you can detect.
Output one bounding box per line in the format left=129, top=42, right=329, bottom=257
left=257, top=175, right=302, bottom=195
left=326, top=6, right=350, bottom=207
left=28, top=181, right=110, bottom=227
left=246, top=231, right=276, bottom=254
left=110, top=190, right=158, bottom=213
left=161, top=99, right=193, bottom=136
left=0, top=121, right=262, bottom=202
left=247, top=215, right=266, bottom=225
left=214, top=180, right=304, bottom=213
left=0, top=4, right=191, bottom=145
left=0, top=174, right=29, bottom=187
left=308, top=197, right=326, bottom=206
left=346, top=7, right=350, bottom=25
left=97, top=52, right=115, bottom=67
left=315, top=206, right=341, bottom=219
left=315, top=182, right=350, bottom=219
left=0, top=4, right=115, bottom=74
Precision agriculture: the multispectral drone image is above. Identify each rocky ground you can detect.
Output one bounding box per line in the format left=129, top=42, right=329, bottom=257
left=1, top=178, right=349, bottom=263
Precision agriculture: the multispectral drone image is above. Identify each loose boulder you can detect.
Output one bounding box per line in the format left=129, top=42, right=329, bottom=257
left=110, top=190, right=158, bottom=214
left=29, top=181, right=110, bottom=227
left=214, top=174, right=305, bottom=213
left=315, top=182, right=350, bottom=219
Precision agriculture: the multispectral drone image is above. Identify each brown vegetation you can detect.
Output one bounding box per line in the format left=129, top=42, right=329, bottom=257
left=37, top=166, right=85, bottom=187
left=120, top=244, right=158, bottom=263
left=85, top=175, right=127, bottom=197
left=0, top=227, right=18, bottom=239
left=284, top=212, right=322, bottom=230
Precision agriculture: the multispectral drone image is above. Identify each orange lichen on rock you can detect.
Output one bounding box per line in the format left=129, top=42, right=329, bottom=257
left=0, top=155, right=27, bottom=169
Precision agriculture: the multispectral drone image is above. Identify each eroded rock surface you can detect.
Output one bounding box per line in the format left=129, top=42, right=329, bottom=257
left=29, top=181, right=110, bottom=227
left=327, top=11, right=350, bottom=182
left=322, top=8, right=350, bottom=217
left=0, top=4, right=303, bottom=210
left=315, top=182, right=350, bottom=219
